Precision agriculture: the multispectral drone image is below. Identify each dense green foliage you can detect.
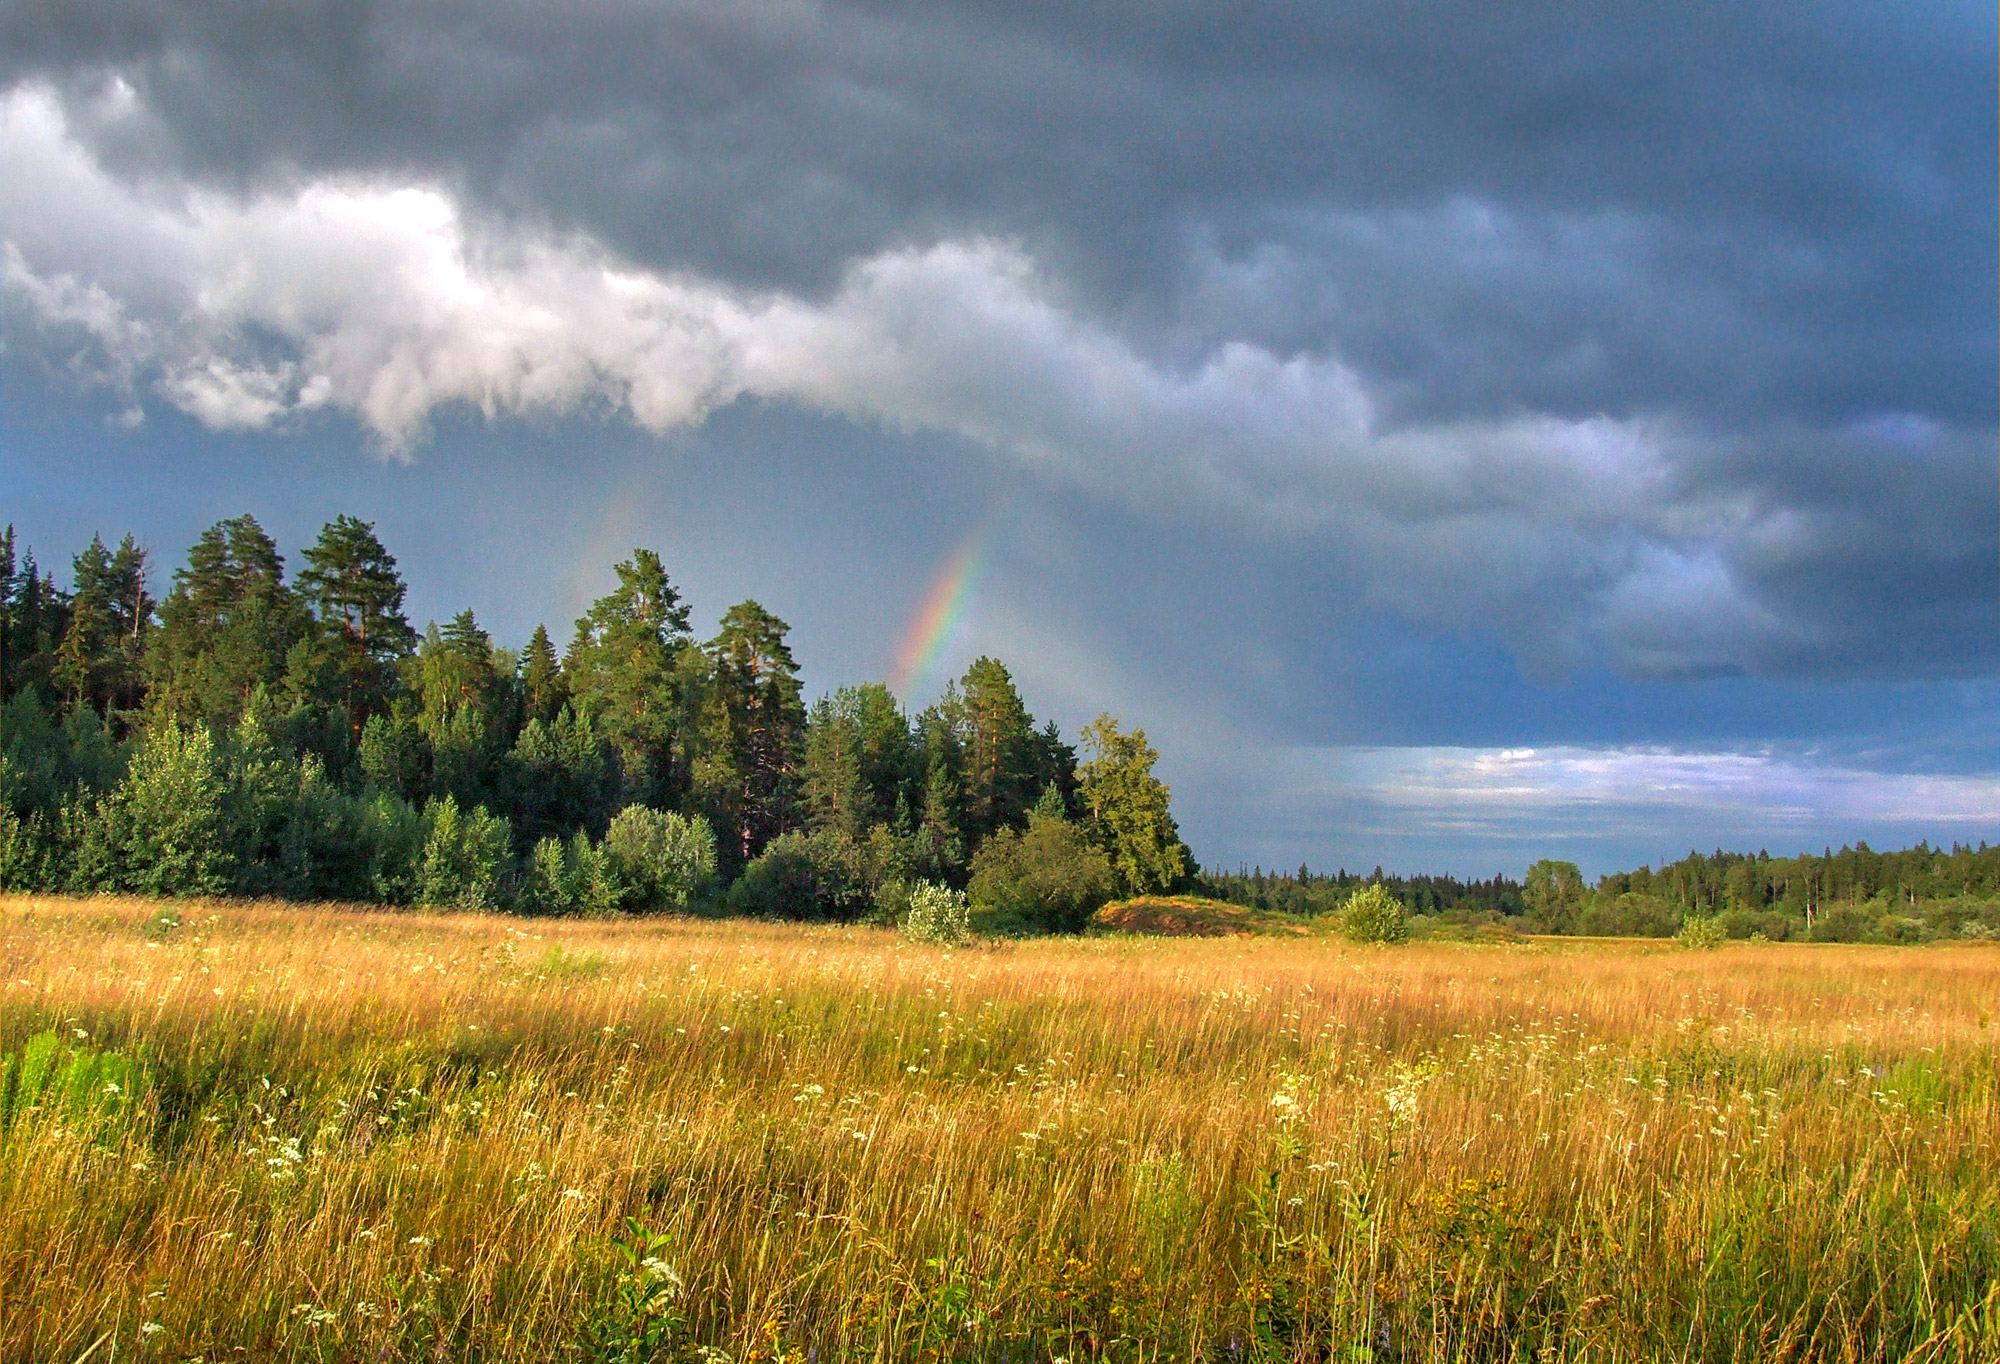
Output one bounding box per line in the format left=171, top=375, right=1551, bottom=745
left=1335, top=882, right=1408, bottom=944
left=1, top=519, right=1183, bottom=922
left=10, top=516, right=1991, bottom=940
left=967, top=794, right=1116, bottom=934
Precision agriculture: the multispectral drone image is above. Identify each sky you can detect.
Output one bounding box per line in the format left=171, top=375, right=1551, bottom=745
left=2, top=0, right=1995, bottom=878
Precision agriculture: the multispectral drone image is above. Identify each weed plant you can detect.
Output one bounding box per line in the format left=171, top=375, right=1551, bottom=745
left=1, top=894, right=1995, bottom=1362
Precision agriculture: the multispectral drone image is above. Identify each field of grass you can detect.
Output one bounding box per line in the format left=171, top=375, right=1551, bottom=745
left=2, top=894, right=1996, bottom=1363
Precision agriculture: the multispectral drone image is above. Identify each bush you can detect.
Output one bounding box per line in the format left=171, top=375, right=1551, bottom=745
left=520, top=832, right=621, bottom=917
left=0, top=804, right=69, bottom=892
left=602, top=806, right=717, bottom=911
left=99, top=724, right=234, bottom=897
left=1718, top=908, right=1799, bottom=941
left=1809, top=905, right=1875, bottom=943
left=356, top=791, right=426, bottom=905
left=727, top=830, right=870, bottom=920
left=1579, top=893, right=1680, bottom=938
left=1676, top=914, right=1727, bottom=951
left=1338, top=883, right=1408, bottom=944
left=417, top=795, right=513, bottom=909
left=967, top=812, right=1115, bottom=934
left=902, top=882, right=972, bottom=946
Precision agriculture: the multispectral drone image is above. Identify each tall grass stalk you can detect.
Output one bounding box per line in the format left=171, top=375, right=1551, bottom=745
left=2, top=894, right=1995, bottom=1361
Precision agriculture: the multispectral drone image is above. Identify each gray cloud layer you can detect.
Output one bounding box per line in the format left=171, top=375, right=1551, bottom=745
left=3, top=0, right=1995, bottom=690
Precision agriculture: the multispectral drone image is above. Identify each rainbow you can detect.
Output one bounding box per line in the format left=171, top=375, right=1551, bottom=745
left=891, top=521, right=991, bottom=701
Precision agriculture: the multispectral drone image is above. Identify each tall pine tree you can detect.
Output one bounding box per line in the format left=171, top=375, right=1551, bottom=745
left=564, top=549, right=692, bottom=806
left=297, top=514, right=417, bottom=731
left=698, top=601, right=805, bottom=864
left=147, top=515, right=305, bottom=731
left=959, top=656, right=1037, bottom=842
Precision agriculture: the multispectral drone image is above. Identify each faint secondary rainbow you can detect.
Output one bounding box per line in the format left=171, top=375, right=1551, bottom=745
left=891, top=522, right=992, bottom=701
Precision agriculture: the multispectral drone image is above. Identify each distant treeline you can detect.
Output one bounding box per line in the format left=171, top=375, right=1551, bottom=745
left=1599, top=843, right=2000, bottom=911
left=1200, top=845, right=2000, bottom=944
left=1198, top=865, right=1526, bottom=918
left=0, top=516, right=1190, bottom=926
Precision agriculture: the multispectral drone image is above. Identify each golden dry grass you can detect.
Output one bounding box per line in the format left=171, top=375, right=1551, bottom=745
left=2, top=893, right=1996, bottom=1363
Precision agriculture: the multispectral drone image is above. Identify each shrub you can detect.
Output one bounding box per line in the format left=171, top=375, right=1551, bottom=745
left=1578, top=893, right=1680, bottom=938
left=902, top=881, right=972, bottom=946
left=1809, top=905, right=1875, bottom=943
left=1718, top=908, right=1798, bottom=941
left=968, top=811, right=1115, bottom=934
left=524, top=836, right=570, bottom=914
left=728, top=830, right=870, bottom=920
left=1338, top=883, right=1409, bottom=944
left=357, top=791, right=427, bottom=905
left=1676, top=914, right=1727, bottom=951
left=270, top=754, right=366, bottom=901
left=0, top=805, right=68, bottom=892
left=602, top=806, right=718, bottom=911
left=417, top=795, right=513, bottom=909
left=519, top=832, right=621, bottom=917
left=100, top=724, right=234, bottom=897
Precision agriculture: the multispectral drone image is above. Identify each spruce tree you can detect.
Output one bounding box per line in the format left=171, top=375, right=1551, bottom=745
left=52, top=535, right=115, bottom=714
left=801, top=694, right=868, bottom=839
left=3, top=546, right=65, bottom=705
left=800, top=682, right=916, bottom=838
left=519, top=623, right=567, bottom=726
left=50, top=534, right=151, bottom=722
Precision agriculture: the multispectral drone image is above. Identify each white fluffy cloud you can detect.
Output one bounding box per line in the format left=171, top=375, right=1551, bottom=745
left=0, top=81, right=1919, bottom=680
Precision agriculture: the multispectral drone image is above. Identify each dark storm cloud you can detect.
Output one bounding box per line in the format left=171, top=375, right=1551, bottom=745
left=2, top=0, right=1995, bottom=694
left=5, top=0, right=1992, bottom=423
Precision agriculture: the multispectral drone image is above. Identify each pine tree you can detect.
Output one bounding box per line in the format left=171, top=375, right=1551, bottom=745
left=103, top=534, right=153, bottom=715
left=958, top=656, right=1037, bottom=842
left=565, top=549, right=692, bottom=804
left=146, top=515, right=305, bottom=730
left=297, top=515, right=417, bottom=730
left=701, top=601, right=806, bottom=863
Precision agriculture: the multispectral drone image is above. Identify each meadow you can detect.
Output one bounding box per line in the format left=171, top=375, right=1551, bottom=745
left=1, top=895, right=1995, bottom=1363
